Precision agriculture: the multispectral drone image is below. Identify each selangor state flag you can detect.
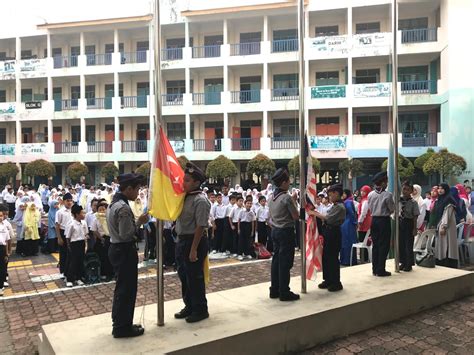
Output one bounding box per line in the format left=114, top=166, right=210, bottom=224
left=149, top=126, right=185, bottom=221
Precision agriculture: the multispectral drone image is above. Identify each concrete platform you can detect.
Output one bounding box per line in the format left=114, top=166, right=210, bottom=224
left=39, top=261, right=474, bottom=355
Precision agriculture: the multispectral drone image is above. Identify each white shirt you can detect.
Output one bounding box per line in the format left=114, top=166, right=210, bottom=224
left=318, top=203, right=333, bottom=215
left=55, top=207, right=73, bottom=230
left=256, top=205, right=269, bottom=222
left=4, top=192, right=16, bottom=203
left=222, top=194, right=230, bottom=206
left=239, top=209, right=256, bottom=223
left=424, top=198, right=432, bottom=211
left=65, top=219, right=88, bottom=242
left=0, top=221, right=11, bottom=245
left=225, top=204, right=235, bottom=217
left=209, top=202, right=217, bottom=223
left=229, top=206, right=243, bottom=223
left=85, top=211, right=97, bottom=229
left=214, top=204, right=227, bottom=219
left=90, top=217, right=107, bottom=237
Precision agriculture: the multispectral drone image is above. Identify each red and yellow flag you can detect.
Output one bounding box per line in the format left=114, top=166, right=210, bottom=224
left=149, top=127, right=185, bottom=221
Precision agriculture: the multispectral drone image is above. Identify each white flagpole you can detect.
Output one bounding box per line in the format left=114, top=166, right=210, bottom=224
left=391, top=0, right=400, bottom=273
left=298, top=0, right=307, bottom=293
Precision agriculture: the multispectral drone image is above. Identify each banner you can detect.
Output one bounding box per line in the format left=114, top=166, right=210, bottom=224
left=311, top=85, right=346, bottom=99
left=0, top=60, right=15, bottom=80
left=0, top=144, right=15, bottom=156
left=0, top=103, right=15, bottom=115
left=21, top=143, right=48, bottom=155
left=353, top=33, right=391, bottom=48
left=310, top=36, right=348, bottom=53
left=353, top=83, right=391, bottom=98
left=310, top=135, right=347, bottom=150
left=19, top=58, right=47, bottom=78
left=169, top=140, right=184, bottom=153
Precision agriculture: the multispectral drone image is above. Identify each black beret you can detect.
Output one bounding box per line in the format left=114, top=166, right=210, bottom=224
left=118, top=173, right=144, bottom=186
left=185, top=163, right=206, bottom=183
left=327, top=184, right=343, bottom=195
left=63, top=193, right=73, bottom=201
left=272, top=168, right=290, bottom=186
left=372, top=171, right=388, bottom=184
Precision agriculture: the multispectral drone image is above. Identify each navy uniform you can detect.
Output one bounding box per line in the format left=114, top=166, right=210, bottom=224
left=174, top=164, right=211, bottom=323
left=367, top=171, right=395, bottom=277
left=268, top=168, right=300, bottom=301
left=107, top=173, right=146, bottom=338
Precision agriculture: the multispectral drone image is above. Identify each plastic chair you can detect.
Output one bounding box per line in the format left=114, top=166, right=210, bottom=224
left=462, top=224, right=474, bottom=263
left=350, top=229, right=372, bottom=266
left=456, top=223, right=465, bottom=267
left=413, top=229, right=437, bottom=253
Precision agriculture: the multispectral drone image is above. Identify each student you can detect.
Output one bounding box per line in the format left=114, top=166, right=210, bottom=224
left=221, top=185, right=230, bottom=206
left=65, top=204, right=88, bottom=287
left=45, top=200, right=60, bottom=254
left=256, top=196, right=270, bottom=247
left=163, top=220, right=176, bottom=268
left=0, top=205, right=14, bottom=291
left=207, top=191, right=217, bottom=252
left=0, top=210, right=12, bottom=296
left=229, top=195, right=244, bottom=257
left=56, top=193, right=74, bottom=277
left=399, top=181, right=420, bottom=272
left=237, top=199, right=256, bottom=261
left=223, top=194, right=237, bottom=254
left=4, top=188, right=16, bottom=219
left=12, top=197, right=29, bottom=256
left=85, top=199, right=99, bottom=251
left=91, top=202, right=113, bottom=281
left=308, top=184, right=346, bottom=292
left=357, top=185, right=372, bottom=263
left=22, top=203, right=41, bottom=256
left=213, top=193, right=226, bottom=253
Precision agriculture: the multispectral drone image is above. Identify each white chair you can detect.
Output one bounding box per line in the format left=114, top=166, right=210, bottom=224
left=462, top=223, right=474, bottom=264
left=456, top=223, right=465, bottom=267
left=350, top=229, right=372, bottom=266
left=414, top=229, right=437, bottom=253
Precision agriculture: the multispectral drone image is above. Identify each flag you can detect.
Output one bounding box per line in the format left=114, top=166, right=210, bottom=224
left=149, top=126, right=185, bottom=220
left=304, top=135, right=323, bottom=281
left=387, top=134, right=400, bottom=194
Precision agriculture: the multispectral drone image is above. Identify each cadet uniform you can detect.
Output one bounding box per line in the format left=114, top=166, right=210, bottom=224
left=367, top=171, right=395, bottom=277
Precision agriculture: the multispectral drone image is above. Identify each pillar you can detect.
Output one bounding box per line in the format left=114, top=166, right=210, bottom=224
left=80, top=32, right=85, bottom=55
left=263, top=16, right=268, bottom=41
left=347, top=6, right=353, bottom=141
left=114, top=29, right=119, bottom=52
left=223, top=19, right=228, bottom=45
left=48, top=119, right=53, bottom=144
left=47, top=33, right=51, bottom=57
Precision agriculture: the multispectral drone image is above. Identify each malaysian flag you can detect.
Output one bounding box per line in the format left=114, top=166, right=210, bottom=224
left=304, top=135, right=323, bottom=281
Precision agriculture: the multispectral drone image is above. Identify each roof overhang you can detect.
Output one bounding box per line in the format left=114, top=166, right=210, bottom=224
left=181, top=1, right=309, bottom=17
left=37, top=14, right=152, bottom=30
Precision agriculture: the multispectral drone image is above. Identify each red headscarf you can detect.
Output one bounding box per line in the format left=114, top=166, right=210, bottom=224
left=456, top=184, right=468, bottom=201
left=430, top=185, right=438, bottom=211
left=358, top=185, right=372, bottom=232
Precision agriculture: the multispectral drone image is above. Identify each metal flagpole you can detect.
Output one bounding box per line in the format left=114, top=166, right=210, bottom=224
left=152, top=0, right=165, bottom=325
left=391, top=0, right=400, bottom=273
left=297, top=0, right=307, bottom=293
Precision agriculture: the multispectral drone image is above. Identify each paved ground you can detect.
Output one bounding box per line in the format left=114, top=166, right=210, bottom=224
left=1, top=249, right=474, bottom=354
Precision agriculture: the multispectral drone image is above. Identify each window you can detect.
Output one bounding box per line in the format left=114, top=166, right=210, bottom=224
left=21, top=50, right=32, bottom=59
left=358, top=116, right=381, bottom=134
left=273, top=29, right=298, bottom=41
left=71, top=86, right=80, bottom=100
left=399, top=17, right=428, bottom=30
left=167, top=122, right=194, bottom=140
left=316, top=71, right=339, bottom=86
left=71, top=126, right=80, bottom=142
left=241, top=120, right=261, bottom=128
left=166, top=38, right=185, bottom=49
left=398, top=66, right=428, bottom=82
left=240, top=32, right=261, bottom=43
left=0, top=90, right=6, bottom=103
left=85, top=85, right=96, bottom=106
left=0, top=128, right=6, bottom=144
left=104, top=84, right=123, bottom=97
left=315, top=25, right=339, bottom=37
left=105, top=43, right=124, bottom=53
left=166, top=80, right=185, bottom=96
left=400, top=113, right=429, bottom=137
left=22, top=127, right=33, bottom=143
left=21, top=89, right=33, bottom=102
left=137, top=41, right=149, bottom=51
left=316, top=117, right=340, bottom=135
left=273, top=29, right=298, bottom=52
left=86, top=125, right=96, bottom=142
left=356, top=22, right=381, bottom=34
left=204, top=121, right=223, bottom=129
left=0, top=52, right=6, bottom=61
left=355, top=69, right=380, bottom=84
left=273, top=74, right=298, bottom=89
left=273, top=118, right=297, bottom=138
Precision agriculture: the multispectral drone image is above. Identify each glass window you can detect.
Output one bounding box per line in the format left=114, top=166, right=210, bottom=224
left=204, top=121, right=223, bottom=129
left=240, top=32, right=261, bottom=43
left=315, top=25, right=339, bottom=37
left=273, top=29, right=298, bottom=40
left=85, top=85, right=95, bottom=99
left=358, top=116, right=381, bottom=134
left=399, top=17, right=428, bottom=30
left=356, top=22, right=381, bottom=34
left=273, top=118, right=297, bottom=138
left=398, top=66, right=428, bottom=82
left=240, top=120, right=261, bottom=128
left=166, top=38, right=185, bottom=48
left=86, top=125, right=96, bottom=142
left=166, top=122, right=193, bottom=140
left=21, top=50, right=32, bottom=59
left=0, top=128, right=6, bottom=144
left=355, top=69, right=380, bottom=84
left=316, top=71, right=339, bottom=86
left=273, top=74, right=298, bottom=89
left=0, top=52, right=6, bottom=61
left=137, top=41, right=149, bottom=51
left=71, top=86, right=80, bottom=100
left=21, top=89, right=33, bottom=102
left=71, top=126, right=80, bottom=142
left=166, top=80, right=185, bottom=95
left=400, top=113, right=429, bottom=137
left=316, top=117, right=339, bottom=125
left=0, top=90, right=6, bottom=103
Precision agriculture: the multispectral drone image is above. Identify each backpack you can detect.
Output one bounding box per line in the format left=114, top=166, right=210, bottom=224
left=83, top=252, right=101, bottom=284
left=254, top=242, right=272, bottom=259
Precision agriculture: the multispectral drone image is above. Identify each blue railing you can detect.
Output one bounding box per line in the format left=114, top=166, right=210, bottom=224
left=54, top=142, right=79, bottom=154
left=402, top=133, right=437, bottom=147
left=401, top=80, right=434, bottom=94
left=86, top=53, right=112, bottom=66
left=162, top=94, right=183, bottom=106
left=87, top=141, right=113, bottom=153
left=401, top=28, right=437, bottom=43
left=271, top=88, right=299, bottom=101
left=120, top=51, right=147, bottom=64
left=122, top=140, right=148, bottom=153
left=272, top=39, right=298, bottom=53
left=271, top=137, right=299, bottom=149
left=193, top=139, right=222, bottom=152
left=53, top=55, right=78, bottom=68
left=231, top=90, right=261, bottom=103
left=231, top=138, right=260, bottom=151
left=192, top=45, right=221, bottom=58
left=193, top=92, right=221, bottom=105
left=57, top=99, right=78, bottom=111
left=230, top=42, right=261, bottom=56
left=161, top=48, right=183, bottom=61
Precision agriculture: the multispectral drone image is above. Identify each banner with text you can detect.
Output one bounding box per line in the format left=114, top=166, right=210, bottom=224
left=353, top=83, right=391, bottom=98
left=310, top=36, right=348, bottom=53
left=311, top=85, right=346, bottom=99
left=21, top=143, right=48, bottom=155
left=0, top=144, right=15, bottom=156
left=310, top=136, right=347, bottom=150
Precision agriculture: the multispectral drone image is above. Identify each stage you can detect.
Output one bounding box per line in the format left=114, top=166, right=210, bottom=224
left=39, top=261, right=474, bottom=355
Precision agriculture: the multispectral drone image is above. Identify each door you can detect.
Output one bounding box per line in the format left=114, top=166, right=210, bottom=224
left=137, top=82, right=149, bottom=108
left=316, top=117, right=340, bottom=135
left=53, top=127, right=62, bottom=153
left=104, top=84, right=114, bottom=109
left=232, top=127, right=241, bottom=150
left=204, top=79, right=223, bottom=105
left=251, top=126, right=261, bottom=150
left=71, top=86, right=80, bottom=108
left=205, top=128, right=215, bottom=151
left=52, top=48, right=62, bottom=68
left=136, top=124, right=149, bottom=152
left=85, top=45, right=96, bottom=65
left=104, top=127, right=114, bottom=153
left=22, top=127, right=33, bottom=143
left=53, top=87, right=62, bottom=111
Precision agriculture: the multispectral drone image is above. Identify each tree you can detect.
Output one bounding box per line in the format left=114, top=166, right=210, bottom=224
left=135, top=162, right=151, bottom=180
left=423, top=148, right=467, bottom=181
left=206, top=155, right=238, bottom=185
left=414, top=148, right=435, bottom=171
left=0, top=162, right=19, bottom=183
left=101, top=163, right=119, bottom=183
left=177, top=156, right=190, bottom=170
left=381, top=154, right=415, bottom=179
left=339, top=159, right=364, bottom=186
left=288, top=155, right=320, bottom=181
left=24, top=159, right=56, bottom=183
left=246, top=154, right=276, bottom=184
left=67, top=162, right=89, bottom=183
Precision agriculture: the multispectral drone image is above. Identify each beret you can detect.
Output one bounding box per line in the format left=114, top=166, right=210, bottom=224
left=118, top=173, right=144, bottom=186
left=185, top=163, right=206, bottom=183
left=372, top=171, right=388, bottom=184
left=272, top=168, right=289, bottom=186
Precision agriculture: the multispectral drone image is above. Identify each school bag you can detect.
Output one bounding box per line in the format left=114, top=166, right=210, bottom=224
left=83, top=252, right=101, bottom=284
left=254, top=242, right=272, bottom=259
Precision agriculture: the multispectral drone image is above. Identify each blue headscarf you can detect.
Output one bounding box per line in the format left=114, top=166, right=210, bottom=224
left=48, top=200, right=60, bottom=229
left=450, top=186, right=466, bottom=223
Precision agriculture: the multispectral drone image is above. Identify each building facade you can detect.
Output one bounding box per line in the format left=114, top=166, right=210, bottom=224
left=0, top=0, right=472, bottom=186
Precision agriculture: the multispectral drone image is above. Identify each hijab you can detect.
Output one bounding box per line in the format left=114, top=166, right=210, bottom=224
left=412, top=184, right=424, bottom=208
left=432, top=183, right=455, bottom=226
left=429, top=185, right=438, bottom=211
left=23, top=203, right=40, bottom=240
left=456, top=184, right=468, bottom=201
left=450, top=186, right=466, bottom=223
left=48, top=200, right=60, bottom=229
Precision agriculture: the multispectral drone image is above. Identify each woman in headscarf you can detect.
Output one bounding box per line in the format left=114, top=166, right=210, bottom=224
left=412, top=184, right=427, bottom=231
left=449, top=187, right=467, bottom=225
left=428, top=185, right=439, bottom=228
left=340, top=189, right=358, bottom=265
left=22, top=203, right=41, bottom=256
left=433, top=184, right=458, bottom=268
left=456, top=184, right=472, bottom=223
left=45, top=200, right=60, bottom=254
left=357, top=185, right=372, bottom=263
left=12, top=197, right=30, bottom=256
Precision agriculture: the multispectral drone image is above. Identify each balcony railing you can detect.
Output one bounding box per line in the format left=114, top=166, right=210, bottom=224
left=193, top=92, right=221, bottom=105
left=86, top=53, right=112, bottom=66
left=58, top=99, right=78, bottom=111
left=272, top=39, right=298, bottom=53
left=86, top=97, right=112, bottom=109
left=162, top=94, right=183, bottom=106
left=53, top=55, right=78, bottom=68
left=193, top=139, right=222, bottom=152
left=271, top=137, right=299, bottom=150
left=54, top=142, right=78, bottom=154
left=401, top=80, right=435, bottom=94
left=231, top=138, right=260, bottom=151
left=161, top=48, right=183, bottom=61
left=121, top=96, right=147, bottom=108
left=192, top=45, right=221, bottom=58
left=271, top=88, right=299, bottom=101
left=87, top=141, right=113, bottom=153
left=120, top=51, right=147, bottom=64
left=402, top=133, right=437, bottom=147
left=122, top=140, right=148, bottom=153
left=231, top=90, right=261, bottom=103
left=230, top=42, right=261, bottom=56
left=401, top=28, right=437, bottom=44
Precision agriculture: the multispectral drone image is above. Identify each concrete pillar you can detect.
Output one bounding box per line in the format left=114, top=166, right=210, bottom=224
left=80, top=118, right=86, bottom=142
left=15, top=37, right=21, bottom=60
left=185, top=113, right=191, bottom=140
left=47, top=77, right=53, bottom=102
left=16, top=121, right=21, bottom=144
left=347, top=6, right=353, bottom=140
left=223, top=20, right=228, bottom=45
left=114, top=29, right=119, bottom=52
left=15, top=37, right=21, bottom=105
left=80, top=74, right=85, bottom=99
left=185, top=20, right=190, bottom=47
left=47, top=33, right=51, bottom=57
left=223, top=112, right=229, bottom=140
left=47, top=119, right=53, bottom=144
left=80, top=32, right=85, bottom=55
left=263, top=110, right=268, bottom=138
left=263, top=16, right=268, bottom=41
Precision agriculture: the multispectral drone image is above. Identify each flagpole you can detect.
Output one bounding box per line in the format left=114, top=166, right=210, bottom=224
left=297, top=0, right=307, bottom=293
left=152, top=0, right=165, bottom=325
left=391, top=0, right=400, bottom=273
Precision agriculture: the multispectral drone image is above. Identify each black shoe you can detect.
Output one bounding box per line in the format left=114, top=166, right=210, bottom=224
left=403, top=266, right=412, bottom=272
left=132, top=324, right=144, bottom=330
left=318, top=281, right=329, bottom=289
left=112, top=326, right=145, bottom=338
left=373, top=272, right=377, bottom=276
left=174, top=308, right=192, bottom=319
left=377, top=271, right=392, bottom=277
left=185, top=312, right=209, bottom=323
left=328, top=283, right=343, bottom=292
left=269, top=287, right=279, bottom=299
left=279, top=291, right=300, bottom=301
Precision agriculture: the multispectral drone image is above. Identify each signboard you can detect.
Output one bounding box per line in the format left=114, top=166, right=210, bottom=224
left=0, top=144, right=15, bottom=156
left=354, top=83, right=391, bottom=98
left=21, top=143, right=48, bottom=155
left=311, top=85, right=346, bottom=99
left=170, top=140, right=185, bottom=153
left=310, top=36, right=348, bottom=53
left=0, top=103, right=15, bottom=115
left=25, top=101, right=42, bottom=109
left=19, top=58, right=47, bottom=78
left=0, top=60, right=15, bottom=80
left=310, top=136, right=347, bottom=150
left=353, top=33, right=391, bottom=48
